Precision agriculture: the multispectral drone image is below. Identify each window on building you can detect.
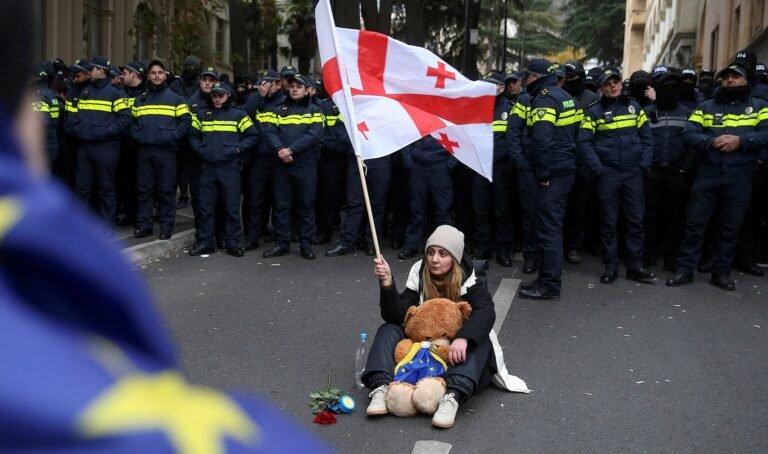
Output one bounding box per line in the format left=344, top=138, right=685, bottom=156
left=34, top=0, right=47, bottom=61
left=83, top=0, right=104, bottom=57
left=732, top=6, right=741, bottom=55
left=710, top=26, right=719, bottom=70
left=215, top=17, right=225, bottom=60
left=134, top=2, right=154, bottom=60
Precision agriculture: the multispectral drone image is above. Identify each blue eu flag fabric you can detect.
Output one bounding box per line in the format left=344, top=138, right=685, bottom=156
left=393, top=342, right=447, bottom=385
left=0, top=122, right=331, bottom=453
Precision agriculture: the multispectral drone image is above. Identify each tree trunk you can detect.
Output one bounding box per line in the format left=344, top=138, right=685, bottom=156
left=332, top=0, right=360, bottom=29
left=360, top=0, right=392, bottom=34
left=404, top=0, right=424, bottom=46
left=466, top=0, right=482, bottom=79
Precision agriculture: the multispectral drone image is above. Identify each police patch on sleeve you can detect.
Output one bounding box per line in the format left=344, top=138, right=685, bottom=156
left=501, top=112, right=508, bottom=121
left=628, top=105, right=636, bottom=114
left=746, top=106, right=753, bottom=114
left=536, top=108, right=546, bottom=119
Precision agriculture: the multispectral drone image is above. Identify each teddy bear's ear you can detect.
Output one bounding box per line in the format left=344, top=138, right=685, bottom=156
left=457, top=301, right=472, bottom=321
left=403, top=305, right=419, bottom=325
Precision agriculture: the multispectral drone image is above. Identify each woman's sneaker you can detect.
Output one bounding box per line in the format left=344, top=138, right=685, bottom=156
left=431, top=393, right=458, bottom=428
left=366, top=384, right=389, bottom=416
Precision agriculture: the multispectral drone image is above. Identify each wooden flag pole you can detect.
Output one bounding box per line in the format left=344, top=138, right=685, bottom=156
left=355, top=155, right=381, bottom=259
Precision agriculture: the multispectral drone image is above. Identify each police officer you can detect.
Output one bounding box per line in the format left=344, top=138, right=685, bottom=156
left=516, top=59, right=581, bottom=300
left=578, top=66, right=655, bottom=284
left=242, top=69, right=286, bottom=250
left=680, top=68, right=706, bottom=109
left=262, top=74, right=324, bottom=260
left=666, top=62, right=768, bottom=291
left=59, top=59, right=92, bottom=189
left=182, top=66, right=219, bottom=236
left=504, top=71, right=523, bottom=103
left=189, top=81, right=259, bottom=257
left=170, top=55, right=201, bottom=99
left=562, top=60, right=600, bottom=264
left=642, top=66, right=694, bottom=271
left=584, top=67, right=602, bottom=94
left=471, top=71, right=514, bottom=266
left=73, top=56, right=131, bottom=225
left=697, top=69, right=716, bottom=99
left=31, top=61, right=60, bottom=167
left=130, top=60, right=192, bottom=240
left=115, top=61, right=146, bottom=226
left=628, top=70, right=655, bottom=107
left=279, top=65, right=298, bottom=93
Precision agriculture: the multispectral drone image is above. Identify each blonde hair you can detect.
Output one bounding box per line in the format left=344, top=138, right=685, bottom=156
left=421, top=259, right=464, bottom=302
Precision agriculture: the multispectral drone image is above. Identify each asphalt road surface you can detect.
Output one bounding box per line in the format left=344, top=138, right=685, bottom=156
left=140, top=243, right=768, bottom=453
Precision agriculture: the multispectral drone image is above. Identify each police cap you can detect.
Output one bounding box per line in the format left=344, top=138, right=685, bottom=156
left=90, top=56, right=111, bottom=72
left=504, top=71, right=522, bottom=82
left=288, top=73, right=313, bottom=87
left=563, top=61, right=585, bottom=78
left=527, top=58, right=556, bottom=78
left=70, top=58, right=91, bottom=73
left=210, top=81, right=232, bottom=95
left=200, top=66, right=219, bottom=80
left=120, top=61, right=146, bottom=77
left=281, top=65, right=298, bottom=77
left=34, top=61, right=54, bottom=80
left=259, top=69, right=280, bottom=83
left=756, top=63, right=767, bottom=76
left=651, top=65, right=680, bottom=84
left=597, top=66, right=621, bottom=86
left=681, top=68, right=697, bottom=82
left=716, top=63, right=748, bottom=80
left=482, top=70, right=506, bottom=85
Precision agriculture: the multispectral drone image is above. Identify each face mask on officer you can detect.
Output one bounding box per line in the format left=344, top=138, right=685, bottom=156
left=182, top=64, right=199, bottom=81
left=680, top=80, right=696, bottom=99
left=629, top=82, right=652, bottom=106
left=655, top=80, right=681, bottom=109
left=563, top=76, right=584, bottom=97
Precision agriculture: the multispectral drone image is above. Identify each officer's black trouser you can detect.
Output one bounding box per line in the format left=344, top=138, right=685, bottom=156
left=52, top=133, right=78, bottom=190
left=643, top=167, right=689, bottom=266
left=116, top=141, right=138, bottom=224
left=534, top=173, right=574, bottom=293
left=403, top=163, right=453, bottom=251
left=677, top=166, right=753, bottom=275
left=517, top=166, right=539, bottom=260
left=198, top=164, right=241, bottom=249
left=362, top=323, right=493, bottom=404
left=452, top=163, right=475, bottom=249
left=273, top=163, right=317, bottom=250
left=75, top=141, right=120, bottom=225
left=338, top=156, right=391, bottom=248
left=471, top=161, right=515, bottom=254
left=736, top=166, right=767, bottom=265
left=136, top=146, right=177, bottom=234
left=564, top=165, right=596, bottom=251
left=183, top=150, right=202, bottom=229
left=245, top=156, right=276, bottom=243
left=315, top=152, right=348, bottom=237
left=388, top=155, right=410, bottom=245
left=597, top=167, right=645, bottom=270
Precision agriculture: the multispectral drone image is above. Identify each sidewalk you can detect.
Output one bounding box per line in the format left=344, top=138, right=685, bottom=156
left=117, top=206, right=196, bottom=265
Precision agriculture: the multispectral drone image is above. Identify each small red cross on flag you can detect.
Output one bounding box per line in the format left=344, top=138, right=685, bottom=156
left=435, top=132, right=459, bottom=154
left=426, top=62, right=456, bottom=89
left=357, top=121, right=370, bottom=140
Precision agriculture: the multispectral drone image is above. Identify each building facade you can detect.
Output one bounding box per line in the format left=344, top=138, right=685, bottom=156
left=35, top=0, right=232, bottom=75
left=623, top=0, right=768, bottom=74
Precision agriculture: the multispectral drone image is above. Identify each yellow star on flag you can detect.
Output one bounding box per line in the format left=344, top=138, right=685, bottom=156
left=78, top=371, right=259, bottom=454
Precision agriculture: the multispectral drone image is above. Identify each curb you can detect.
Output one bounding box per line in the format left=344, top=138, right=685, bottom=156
left=122, top=228, right=196, bottom=265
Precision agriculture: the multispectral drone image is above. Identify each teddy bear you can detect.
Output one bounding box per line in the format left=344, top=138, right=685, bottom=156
left=385, top=298, right=472, bottom=417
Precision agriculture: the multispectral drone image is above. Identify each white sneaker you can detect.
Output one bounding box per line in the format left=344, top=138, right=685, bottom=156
left=431, top=393, right=458, bottom=428
left=366, top=384, right=389, bottom=416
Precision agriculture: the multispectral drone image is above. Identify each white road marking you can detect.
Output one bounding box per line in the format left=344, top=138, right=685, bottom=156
left=411, top=440, right=452, bottom=454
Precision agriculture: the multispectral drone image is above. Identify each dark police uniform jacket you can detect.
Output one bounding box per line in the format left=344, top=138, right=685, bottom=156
left=644, top=103, right=694, bottom=171
left=262, top=95, right=324, bottom=168
left=245, top=91, right=287, bottom=158
left=72, top=78, right=131, bottom=143
left=62, top=80, right=89, bottom=137
left=321, top=98, right=352, bottom=158
left=492, top=94, right=512, bottom=165
left=508, top=92, right=532, bottom=169
left=189, top=103, right=259, bottom=167
left=526, top=79, right=582, bottom=181
left=578, top=96, right=653, bottom=175
left=32, top=82, right=60, bottom=152
left=684, top=90, right=768, bottom=169
left=129, top=83, right=192, bottom=149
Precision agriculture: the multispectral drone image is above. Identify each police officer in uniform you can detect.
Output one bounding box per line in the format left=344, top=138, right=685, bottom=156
left=130, top=60, right=192, bottom=240
left=667, top=62, right=768, bottom=291
left=471, top=71, right=514, bottom=266
left=578, top=67, right=656, bottom=284
left=642, top=66, right=695, bottom=272
left=31, top=61, right=60, bottom=167
left=242, top=69, right=286, bottom=250
left=73, top=56, right=131, bottom=225
left=170, top=55, right=201, bottom=99
left=262, top=74, right=325, bottom=260
left=516, top=59, right=581, bottom=300
left=115, top=61, right=146, bottom=226
left=680, top=68, right=706, bottom=110
left=59, top=58, right=92, bottom=189
left=189, top=82, right=259, bottom=257
left=562, top=60, right=600, bottom=265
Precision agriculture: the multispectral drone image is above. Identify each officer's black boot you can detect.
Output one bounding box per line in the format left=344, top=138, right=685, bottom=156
left=626, top=267, right=656, bottom=283
left=710, top=273, right=735, bottom=291
left=665, top=272, right=693, bottom=287
left=600, top=267, right=618, bottom=284
left=496, top=246, right=513, bottom=268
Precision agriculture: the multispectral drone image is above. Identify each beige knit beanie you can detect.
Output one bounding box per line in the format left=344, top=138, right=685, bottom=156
left=424, top=225, right=465, bottom=263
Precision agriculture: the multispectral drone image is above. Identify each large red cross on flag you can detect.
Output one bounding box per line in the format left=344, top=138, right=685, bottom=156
left=315, top=0, right=496, bottom=181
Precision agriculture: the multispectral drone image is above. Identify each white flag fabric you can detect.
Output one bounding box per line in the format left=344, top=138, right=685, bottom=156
left=315, top=0, right=496, bottom=181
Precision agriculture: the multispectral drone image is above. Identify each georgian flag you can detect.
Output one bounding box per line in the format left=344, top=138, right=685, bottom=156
left=315, top=0, right=496, bottom=181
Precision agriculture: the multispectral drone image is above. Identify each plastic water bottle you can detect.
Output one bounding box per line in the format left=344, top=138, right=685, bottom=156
left=354, top=332, right=368, bottom=390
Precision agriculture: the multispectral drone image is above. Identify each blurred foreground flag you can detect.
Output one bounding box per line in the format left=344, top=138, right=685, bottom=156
left=315, top=0, right=496, bottom=181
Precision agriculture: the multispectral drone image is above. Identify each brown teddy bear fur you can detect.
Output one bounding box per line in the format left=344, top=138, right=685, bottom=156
left=386, top=298, right=472, bottom=417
